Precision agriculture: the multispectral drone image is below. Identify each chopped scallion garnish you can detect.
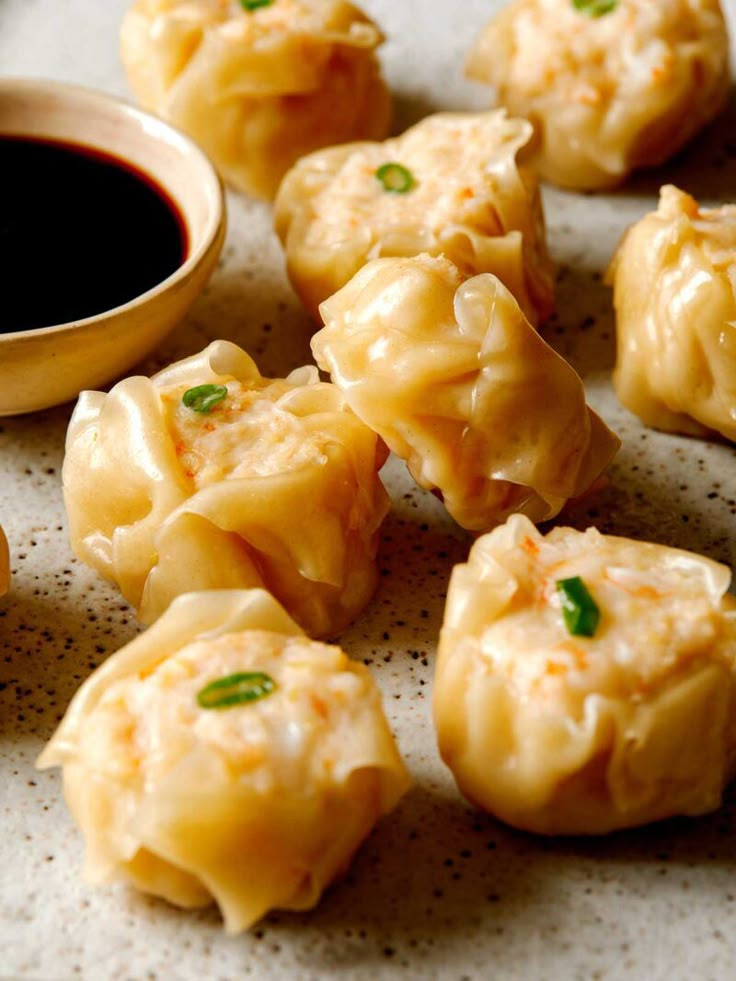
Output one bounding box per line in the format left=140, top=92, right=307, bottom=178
left=572, top=0, right=617, bottom=17
left=182, top=384, right=228, bottom=414
left=375, top=162, right=416, bottom=194
left=240, top=0, right=274, bottom=10
left=556, top=576, right=601, bottom=638
left=197, top=672, right=276, bottom=710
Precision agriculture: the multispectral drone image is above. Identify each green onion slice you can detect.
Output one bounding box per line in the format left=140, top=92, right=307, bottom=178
left=240, top=0, right=274, bottom=10
left=375, top=162, right=416, bottom=194
left=197, top=672, right=277, bottom=710
left=182, top=384, right=228, bottom=414
left=556, top=577, right=601, bottom=638
left=572, top=0, right=617, bottom=17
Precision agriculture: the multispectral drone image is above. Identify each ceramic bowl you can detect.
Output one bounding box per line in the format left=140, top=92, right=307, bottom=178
left=0, top=79, right=226, bottom=416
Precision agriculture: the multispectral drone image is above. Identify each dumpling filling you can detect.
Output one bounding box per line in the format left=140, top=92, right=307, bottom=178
left=434, top=514, right=736, bottom=834
left=274, top=110, right=555, bottom=326
left=467, top=0, right=730, bottom=189
left=63, top=341, right=390, bottom=636
left=38, top=589, right=410, bottom=931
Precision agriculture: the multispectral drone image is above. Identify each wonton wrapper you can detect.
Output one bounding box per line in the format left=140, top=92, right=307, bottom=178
left=0, top=524, right=8, bottom=597
left=38, top=589, right=410, bottom=932
left=467, top=0, right=730, bottom=190
left=434, top=515, right=736, bottom=835
left=313, top=255, right=619, bottom=532
left=120, top=0, right=390, bottom=200
left=63, top=340, right=390, bottom=637
left=274, top=111, right=555, bottom=326
left=609, top=185, right=736, bottom=442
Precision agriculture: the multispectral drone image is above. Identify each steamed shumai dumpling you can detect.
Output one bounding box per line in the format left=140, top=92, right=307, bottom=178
left=312, top=254, right=619, bottom=533
left=62, top=340, right=390, bottom=637
left=0, top=523, right=8, bottom=597
left=609, top=185, right=736, bottom=442
left=120, top=0, right=390, bottom=200
left=466, top=0, right=730, bottom=190
left=434, top=515, right=736, bottom=835
left=274, top=111, right=555, bottom=326
left=38, top=589, right=410, bottom=932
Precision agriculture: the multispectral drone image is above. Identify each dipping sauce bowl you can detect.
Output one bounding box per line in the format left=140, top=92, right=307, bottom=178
left=0, top=79, right=226, bottom=415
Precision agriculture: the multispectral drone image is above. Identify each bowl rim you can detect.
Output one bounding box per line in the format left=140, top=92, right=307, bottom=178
left=0, top=77, right=226, bottom=341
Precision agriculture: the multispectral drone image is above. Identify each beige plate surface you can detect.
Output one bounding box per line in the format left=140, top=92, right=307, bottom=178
left=1, top=1, right=736, bottom=979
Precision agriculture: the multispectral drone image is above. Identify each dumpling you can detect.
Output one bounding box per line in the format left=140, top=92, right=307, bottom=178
left=274, top=110, right=555, bottom=326
left=0, top=523, right=8, bottom=598
left=120, top=0, right=390, bottom=200
left=609, top=185, right=736, bottom=442
left=312, top=254, right=619, bottom=532
left=37, top=589, right=410, bottom=932
left=62, top=340, right=390, bottom=637
left=434, top=515, right=736, bottom=835
left=466, top=0, right=730, bottom=190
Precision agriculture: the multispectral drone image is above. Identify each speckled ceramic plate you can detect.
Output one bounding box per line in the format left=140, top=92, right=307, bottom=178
left=1, top=1, right=735, bottom=978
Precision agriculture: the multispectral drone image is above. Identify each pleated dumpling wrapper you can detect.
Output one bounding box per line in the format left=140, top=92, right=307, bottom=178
left=434, top=515, right=736, bottom=835
left=0, top=523, right=8, bottom=597
left=37, top=589, right=410, bottom=932
left=466, top=0, right=730, bottom=191
left=120, top=0, right=390, bottom=200
left=62, top=340, right=390, bottom=637
left=609, top=185, right=736, bottom=442
left=274, top=110, right=555, bottom=327
left=313, top=254, right=619, bottom=532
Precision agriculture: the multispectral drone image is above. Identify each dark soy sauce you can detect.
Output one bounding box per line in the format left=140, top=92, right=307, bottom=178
left=0, top=135, right=187, bottom=332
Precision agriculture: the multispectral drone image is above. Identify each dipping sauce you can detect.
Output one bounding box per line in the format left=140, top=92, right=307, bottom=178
left=0, top=136, right=187, bottom=333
